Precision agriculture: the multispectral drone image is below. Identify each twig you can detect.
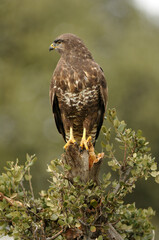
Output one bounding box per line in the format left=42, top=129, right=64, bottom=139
left=28, top=168, right=34, bottom=199
left=27, top=208, right=42, bottom=220
left=113, top=167, right=131, bottom=195
left=20, top=234, right=33, bottom=240
left=46, top=229, right=63, bottom=240
left=123, top=143, right=127, bottom=168
left=0, top=192, right=24, bottom=207
left=92, top=213, right=104, bottom=225
left=79, top=219, right=90, bottom=227
left=40, top=220, right=46, bottom=240
left=20, top=180, right=28, bottom=201
left=33, top=224, right=38, bottom=240
left=152, top=230, right=155, bottom=240
left=107, top=223, right=124, bottom=240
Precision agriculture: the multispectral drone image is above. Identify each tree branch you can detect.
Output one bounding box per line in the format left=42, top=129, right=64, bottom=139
left=107, top=223, right=124, bottom=240
left=46, top=229, right=63, bottom=240
left=62, top=143, right=103, bottom=183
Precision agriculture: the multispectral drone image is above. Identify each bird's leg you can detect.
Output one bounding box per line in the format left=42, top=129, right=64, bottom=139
left=80, top=127, right=92, bottom=151
left=64, top=127, right=76, bottom=150
left=79, top=127, right=103, bottom=169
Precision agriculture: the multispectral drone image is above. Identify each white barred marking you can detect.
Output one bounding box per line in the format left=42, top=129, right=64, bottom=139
left=62, top=86, right=98, bottom=107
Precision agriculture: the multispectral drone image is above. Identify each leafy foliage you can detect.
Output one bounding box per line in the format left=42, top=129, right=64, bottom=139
left=0, top=109, right=158, bottom=239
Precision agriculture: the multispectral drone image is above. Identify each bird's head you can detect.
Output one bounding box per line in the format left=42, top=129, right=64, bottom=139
left=49, top=38, right=65, bottom=54
left=49, top=33, right=93, bottom=59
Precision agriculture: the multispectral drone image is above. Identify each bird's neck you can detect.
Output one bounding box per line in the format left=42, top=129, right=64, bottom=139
left=61, top=51, right=93, bottom=65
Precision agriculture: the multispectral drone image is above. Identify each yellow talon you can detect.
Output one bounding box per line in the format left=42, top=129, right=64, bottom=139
left=80, top=128, right=92, bottom=150
left=87, top=136, right=92, bottom=142
left=64, top=127, right=76, bottom=150
left=64, top=139, right=76, bottom=149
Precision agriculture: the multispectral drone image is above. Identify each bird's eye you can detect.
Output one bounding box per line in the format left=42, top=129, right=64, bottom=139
left=54, top=39, right=63, bottom=44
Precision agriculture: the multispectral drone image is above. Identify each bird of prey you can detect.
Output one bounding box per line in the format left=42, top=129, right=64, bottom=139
left=49, top=33, right=107, bottom=151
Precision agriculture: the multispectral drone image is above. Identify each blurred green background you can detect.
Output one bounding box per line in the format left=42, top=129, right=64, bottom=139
left=0, top=0, right=159, bottom=237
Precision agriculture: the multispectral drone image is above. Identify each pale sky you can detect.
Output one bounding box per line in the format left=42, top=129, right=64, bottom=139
left=133, top=0, right=159, bottom=16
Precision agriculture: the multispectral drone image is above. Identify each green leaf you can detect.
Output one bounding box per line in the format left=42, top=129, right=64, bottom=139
left=14, top=172, right=23, bottom=182
left=115, top=137, right=122, bottom=142
left=25, top=174, right=32, bottom=181
left=51, top=214, right=58, bottom=221
left=73, top=176, right=80, bottom=182
left=106, top=144, right=112, bottom=151
left=0, top=201, right=7, bottom=211
left=26, top=153, right=31, bottom=162
left=90, top=226, right=96, bottom=232
left=118, top=121, right=126, bottom=133
left=120, top=224, right=132, bottom=231
left=68, top=216, right=73, bottom=224
left=114, top=118, right=120, bottom=128
left=137, top=129, right=143, bottom=137
left=117, top=199, right=124, bottom=204
left=53, top=176, right=57, bottom=183
left=55, top=236, right=62, bottom=240
left=147, top=207, right=155, bottom=216
left=5, top=213, right=13, bottom=219
left=108, top=160, right=120, bottom=170
left=86, top=189, right=91, bottom=195
left=47, top=164, right=55, bottom=172
left=23, top=222, right=30, bottom=229
left=102, top=125, right=107, bottom=133
left=150, top=163, right=157, bottom=171
left=90, top=199, right=98, bottom=208
left=64, top=164, right=71, bottom=170
left=150, top=171, right=159, bottom=177
left=97, top=236, right=103, bottom=240
left=105, top=172, right=111, bottom=180
left=58, top=219, right=65, bottom=226
left=75, top=222, right=81, bottom=228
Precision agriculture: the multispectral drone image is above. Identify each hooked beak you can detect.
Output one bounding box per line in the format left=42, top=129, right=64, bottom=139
left=49, top=43, right=55, bottom=51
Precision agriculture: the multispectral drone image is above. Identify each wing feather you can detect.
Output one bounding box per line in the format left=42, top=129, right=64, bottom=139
left=95, top=71, right=108, bottom=140
left=49, top=82, right=66, bottom=141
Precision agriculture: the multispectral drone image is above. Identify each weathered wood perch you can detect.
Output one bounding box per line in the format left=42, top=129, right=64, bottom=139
left=62, top=142, right=104, bottom=183
left=61, top=142, right=124, bottom=240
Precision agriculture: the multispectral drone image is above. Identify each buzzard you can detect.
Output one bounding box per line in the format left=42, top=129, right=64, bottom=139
left=49, top=33, right=107, bottom=151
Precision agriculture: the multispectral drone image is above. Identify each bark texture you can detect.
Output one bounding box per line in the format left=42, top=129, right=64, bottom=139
left=62, top=143, right=103, bottom=183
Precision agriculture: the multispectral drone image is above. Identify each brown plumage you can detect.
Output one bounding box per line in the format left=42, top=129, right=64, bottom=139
left=49, top=33, right=108, bottom=150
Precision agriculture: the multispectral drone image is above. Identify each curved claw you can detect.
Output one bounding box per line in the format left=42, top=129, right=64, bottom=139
left=64, top=139, right=77, bottom=150
left=79, top=146, right=89, bottom=153
left=79, top=146, right=83, bottom=153
left=80, top=136, right=92, bottom=151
